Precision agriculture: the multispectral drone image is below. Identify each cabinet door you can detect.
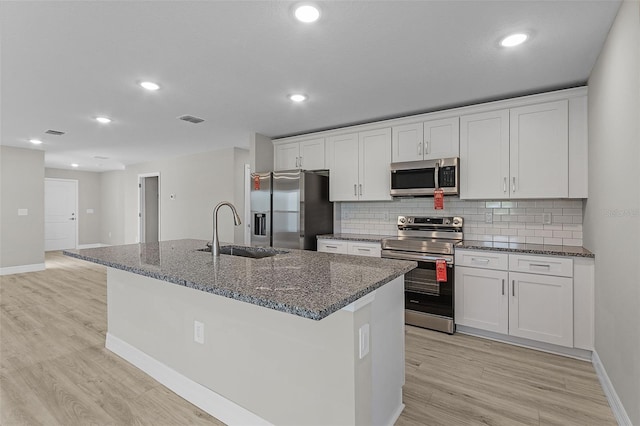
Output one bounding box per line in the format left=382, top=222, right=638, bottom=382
left=455, top=266, right=509, bottom=334
left=317, top=239, right=349, bottom=254
left=391, top=123, right=423, bottom=162
left=459, top=110, right=510, bottom=199
left=326, top=133, right=359, bottom=201
left=359, top=128, right=392, bottom=201
left=423, top=117, right=459, bottom=160
left=299, top=138, right=325, bottom=170
left=508, top=272, right=573, bottom=347
left=348, top=242, right=381, bottom=258
left=274, top=142, right=300, bottom=171
left=510, top=100, right=569, bottom=198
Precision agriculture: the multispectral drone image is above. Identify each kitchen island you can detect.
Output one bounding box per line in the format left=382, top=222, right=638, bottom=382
left=65, top=239, right=416, bottom=426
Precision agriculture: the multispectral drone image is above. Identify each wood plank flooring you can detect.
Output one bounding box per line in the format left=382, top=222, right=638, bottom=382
left=0, top=252, right=616, bottom=425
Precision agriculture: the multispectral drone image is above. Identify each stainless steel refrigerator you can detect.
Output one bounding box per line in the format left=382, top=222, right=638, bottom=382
left=250, top=170, right=333, bottom=250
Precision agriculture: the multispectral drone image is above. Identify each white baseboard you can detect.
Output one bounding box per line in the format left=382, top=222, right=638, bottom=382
left=77, top=243, right=110, bottom=249
left=456, top=325, right=593, bottom=361
left=592, top=350, right=632, bottom=426
left=0, top=262, right=45, bottom=276
left=105, top=333, right=272, bottom=426
left=386, top=403, right=405, bottom=426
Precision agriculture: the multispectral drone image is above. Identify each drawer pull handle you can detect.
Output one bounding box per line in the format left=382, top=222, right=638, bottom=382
left=357, top=248, right=370, bottom=251
left=326, top=245, right=338, bottom=249
left=471, top=258, right=490, bottom=263
left=530, top=263, right=551, bottom=269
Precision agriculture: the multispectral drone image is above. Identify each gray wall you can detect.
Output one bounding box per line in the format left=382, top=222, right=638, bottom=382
left=101, top=147, right=249, bottom=246
left=0, top=146, right=45, bottom=269
left=45, top=168, right=102, bottom=246
left=584, top=1, right=640, bottom=424
left=100, top=170, right=126, bottom=246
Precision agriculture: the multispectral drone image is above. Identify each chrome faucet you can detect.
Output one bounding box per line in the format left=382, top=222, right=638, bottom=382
left=212, top=201, right=242, bottom=256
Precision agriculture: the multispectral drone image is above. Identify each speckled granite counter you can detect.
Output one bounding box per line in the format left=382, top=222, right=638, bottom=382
left=64, top=239, right=416, bottom=320
left=316, top=233, right=391, bottom=243
left=457, top=240, right=594, bottom=258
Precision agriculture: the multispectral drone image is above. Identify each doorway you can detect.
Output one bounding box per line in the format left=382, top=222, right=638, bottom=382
left=139, top=173, right=160, bottom=243
left=45, top=178, right=78, bottom=251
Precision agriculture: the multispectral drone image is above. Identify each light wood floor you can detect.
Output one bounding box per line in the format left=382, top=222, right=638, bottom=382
left=0, top=252, right=615, bottom=425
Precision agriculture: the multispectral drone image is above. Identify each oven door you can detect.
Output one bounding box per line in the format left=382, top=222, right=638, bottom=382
left=381, top=250, right=454, bottom=318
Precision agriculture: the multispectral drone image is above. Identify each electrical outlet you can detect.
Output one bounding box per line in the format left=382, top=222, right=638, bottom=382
left=485, top=212, right=493, bottom=223
left=542, top=212, right=552, bottom=225
left=383, top=212, right=389, bottom=222
left=194, top=320, right=205, bottom=344
left=359, top=323, right=370, bottom=359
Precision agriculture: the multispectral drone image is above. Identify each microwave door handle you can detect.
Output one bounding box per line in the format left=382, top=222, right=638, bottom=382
left=434, top=162, right=440, bottom=189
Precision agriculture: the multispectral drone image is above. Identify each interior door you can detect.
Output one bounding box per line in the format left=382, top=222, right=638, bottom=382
left=45, top=179, right=77, bottom=251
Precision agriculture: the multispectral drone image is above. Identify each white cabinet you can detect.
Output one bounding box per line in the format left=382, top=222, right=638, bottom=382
left=455, top=250, right=574, bottom=347
left=274, top=138, right=325, bottom=171
left=326, top=128, right=392, bottom=201
left=455, top=266, right=509, bottom=334
left=391, top=117, right=459, bottom=163
left=508, top=272, right=573, bottom=347
left=317, top=239, right=381, bottom=258
left=317, top=239, right=349, bottom=254
left=460, top=100, right=569, bottom=199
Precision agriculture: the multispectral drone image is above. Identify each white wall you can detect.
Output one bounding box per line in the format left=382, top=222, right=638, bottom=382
left=0, top=146, right=45, bottom=270
left=584, top=1, right=640, bottom=424
left=101, top=147, right=249, bottom=246
left=45, top=168, right=102, bottom=246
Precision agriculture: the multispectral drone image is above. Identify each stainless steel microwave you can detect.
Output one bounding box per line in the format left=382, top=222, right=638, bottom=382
left=390, top=157, right=459, bottom=197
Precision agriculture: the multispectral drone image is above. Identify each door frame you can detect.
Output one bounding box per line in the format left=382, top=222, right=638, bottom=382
left=138, top=172, right=161, bottom=244
left=244, top=164, right=251, bottom=245
left=44, top=178, right=79, bottom=250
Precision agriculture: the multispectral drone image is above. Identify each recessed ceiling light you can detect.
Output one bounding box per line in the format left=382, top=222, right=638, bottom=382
left=71, top=163, right=79, bottom=168
left=95, top=116, right=112, bottom=124
left=294, top=4, right=320, bottom=23
left=140, top=81, right=160, bottom=91
left=500, top=33, right=528, bottom=47
left=289, top=94, right=308, bottom=103
left=29, top=139, right=43, bottom=145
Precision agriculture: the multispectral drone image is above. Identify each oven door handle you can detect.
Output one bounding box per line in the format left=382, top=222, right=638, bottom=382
left=381, top=250, right=453, bottom=264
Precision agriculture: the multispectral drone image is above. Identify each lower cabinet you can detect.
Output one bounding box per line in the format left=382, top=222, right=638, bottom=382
left=317, top=239, right=381, bottom=258
left=455, top=250, right=574, bottom=348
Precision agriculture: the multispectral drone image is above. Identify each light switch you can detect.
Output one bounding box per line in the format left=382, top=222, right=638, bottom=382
left=87, top=208, right=94, bottom=214
left=17, top=209, right=28, bottom=216
left=542, top=212, right=552, bottom=225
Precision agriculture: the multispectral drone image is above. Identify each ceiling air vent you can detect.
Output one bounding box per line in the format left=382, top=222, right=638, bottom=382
left=178, top=115, right=205, bottom=124
left=45, top=129, right=65, bottom=135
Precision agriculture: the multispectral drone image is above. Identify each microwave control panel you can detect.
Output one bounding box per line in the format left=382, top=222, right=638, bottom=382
left=439, top=166, right=456, bottom=187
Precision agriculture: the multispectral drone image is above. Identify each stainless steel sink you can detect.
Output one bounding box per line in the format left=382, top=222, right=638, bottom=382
left=198, top=245, right=288, bottom=259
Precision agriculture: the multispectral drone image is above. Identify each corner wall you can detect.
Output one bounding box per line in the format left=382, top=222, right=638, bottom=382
left=45, top=168, right=102, bottom=246
left=0, top=146, right=44, bottom=271
left=584, top=1, right=640, bottom=424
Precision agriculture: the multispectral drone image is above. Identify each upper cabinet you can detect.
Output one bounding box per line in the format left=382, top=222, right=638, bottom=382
left=392, top=117, right=459, bottom=163
left=460, top=100, right=571, bottom=199
left=272, top=87, right=588, bottom=201
left=274, top=138, right=325, bottom=171
left=326, top=128, right=392, bottom=202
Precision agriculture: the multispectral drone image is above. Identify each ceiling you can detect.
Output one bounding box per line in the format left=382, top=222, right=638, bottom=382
left=0, top=0, right=621, bottom=172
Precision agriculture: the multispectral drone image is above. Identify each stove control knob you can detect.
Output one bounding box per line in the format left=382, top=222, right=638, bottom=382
left=444, top=219, right=451, bottom=225
left=453, top=217, right=461, bottom=225
left=399, top=217, right=406, bottom=224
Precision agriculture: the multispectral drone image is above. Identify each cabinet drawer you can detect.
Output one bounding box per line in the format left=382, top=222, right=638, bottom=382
left=317, top=240, right=348, bottom=254
left=348, top=242, right=381, bottom=258
left=509, top=254, right=573, bottom=277
left=455, top=250, right=509, bottom=270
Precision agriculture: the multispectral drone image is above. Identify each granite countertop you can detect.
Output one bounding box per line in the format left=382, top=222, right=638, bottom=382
left=64, top=239, right=416, bottom=321
left=457, top=240, right=594, bottom=258
left=316, top=233, right=392, bottom=243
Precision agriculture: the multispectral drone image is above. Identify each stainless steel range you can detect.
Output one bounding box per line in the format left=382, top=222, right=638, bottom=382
left=381, top=216, right=463, bottom=334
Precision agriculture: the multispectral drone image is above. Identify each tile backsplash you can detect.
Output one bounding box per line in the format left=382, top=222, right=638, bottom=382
left=339, top=198, right=584, bottom=246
